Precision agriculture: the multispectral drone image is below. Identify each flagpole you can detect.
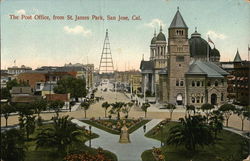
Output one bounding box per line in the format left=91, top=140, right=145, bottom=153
left=207, top=36, right=209, bottom=61
left=248, top=44, right=249, bottom=62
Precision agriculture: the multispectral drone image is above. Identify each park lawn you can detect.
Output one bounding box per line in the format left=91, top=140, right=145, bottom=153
left=142, top=121, right=248, bottom=161
left=24, top=123, right=117, bottom=161
left=82, top=119, right=150, bottom=135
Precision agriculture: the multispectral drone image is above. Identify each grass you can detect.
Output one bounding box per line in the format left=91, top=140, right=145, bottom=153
left=142, top=121, right=249, bottom=161
left=82, top=119, right=150, bottom=135
left=24, top=123, right=117, bottom=161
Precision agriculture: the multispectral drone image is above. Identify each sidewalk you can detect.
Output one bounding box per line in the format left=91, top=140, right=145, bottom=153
left=71, top=119, right=162, bottom=161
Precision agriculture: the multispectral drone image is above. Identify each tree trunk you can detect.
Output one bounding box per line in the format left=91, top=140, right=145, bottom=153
left=241, top=119, right=244, bottom=131
left=85, top=110, right=87, bottom=118
left=5, top=118, right=8, bottom=127
left=226, top=118, right=229, bottom=127
left=170, top=112, right=173, bottom=120
left=117, top=112, right=120, bottom=120
left=145, top=111, right=147, bottom=118
left=105, top=109, right=107, bottom=118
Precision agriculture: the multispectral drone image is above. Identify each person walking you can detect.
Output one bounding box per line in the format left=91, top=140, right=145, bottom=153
left=143, top=125, right=146, bottom=133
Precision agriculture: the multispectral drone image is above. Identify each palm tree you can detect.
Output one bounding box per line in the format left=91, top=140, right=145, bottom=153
left=166, top=115, right=213, bottom=152
left=141, top=103, right=150, bottom=118
left=102, top=101, right=110, bottom=118
left=122, top=102, right=134, bottom=118
left=186, top=105, right=196, bottom=116
left=164, top=103, right=176, bottom=120
left=111, top=102, right=125, bottom=120
left=201, top=103, right=215, bottom=123
left=36, top=115, right=82, bottom=153
left=1, top=103, right=15, bottom=127
left=81, top=101, right=90, bottom=118
left=219, top=104, right=236, bottom=127
left=235, top=106, right=250, bottom=131
left=23, top=115, right=36, bottom=140
left=1, top=129, right=26, bottom=161
left=209, top=110, right=224, bottom=139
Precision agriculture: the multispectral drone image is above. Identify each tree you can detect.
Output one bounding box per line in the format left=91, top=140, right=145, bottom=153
left=53, top=76, right=87, bottom=102
left=6, top=79, right=28, bottom=90
left=209, top=110, right=224, bottom=139
left=102, top=101, right=110, bottom=118
left=1, top=103, right=15, bottom=127
left=32, top=99, right=47, bottom=118
left=166, top=115, right=214, bottom=152
left=201, top=103, right=215, bottom=123
left=122, top=102, right=134, bottom=118
left=23, top=115, right=36, bottom=140
left=186, top=105, right=196, bottom=116
left=49, top=100, right=65, bottom=118
left=164, top=103, right=176, bottom=120
left=1, top=129, right=26, bottom=161
left=111, top=102, right=125, bottom=120
left=36, top=115, right=82, bottom=153
left=141, top=103, right=150, bottom=118
left=81, top=101, right=90, bottom=118
left=219, top=104, right=236, bottom=127
left=235, top=106, right=250, bottom=131
left=1, top=87, right=11, bottom=99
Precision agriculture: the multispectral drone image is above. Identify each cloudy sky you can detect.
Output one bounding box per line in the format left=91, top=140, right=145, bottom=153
left=1, top=0, right=250, bottom=70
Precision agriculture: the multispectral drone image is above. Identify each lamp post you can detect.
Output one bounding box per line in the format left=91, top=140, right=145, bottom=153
left=89, top=125, right=92, bottom=148
left=160, top=124, right=163, bottom=147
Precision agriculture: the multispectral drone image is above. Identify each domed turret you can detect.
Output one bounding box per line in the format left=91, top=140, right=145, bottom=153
left=156, top=26, right=166, bottom=41
left=210, top=47, right=220, bottom=56
left=189, top=29, right=211, bottom=59
left=151, top=30, right=157, bottom=44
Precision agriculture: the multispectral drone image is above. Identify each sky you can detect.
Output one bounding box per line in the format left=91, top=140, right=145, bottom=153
left=1, top=0, right=250, bottom=71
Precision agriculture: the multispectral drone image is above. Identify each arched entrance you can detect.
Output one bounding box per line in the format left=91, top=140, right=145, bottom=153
left=176, top=94, right=183, bottom=105
left=211, top=94, right=217, bottom=105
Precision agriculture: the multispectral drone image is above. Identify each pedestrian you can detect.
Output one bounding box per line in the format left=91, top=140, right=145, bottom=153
left=143, top=125, right=146, bottom=133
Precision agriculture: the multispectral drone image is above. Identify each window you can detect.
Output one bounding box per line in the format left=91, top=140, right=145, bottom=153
left=180, top=81, right=184, bottom=86
left=197, top=81, right=200, bottom=87
left=176, top=56, right=184, bottom=62
left=196, top=97, right=200, bottom=103
left=207, top=80, right=211, bottom=86
left=221, top=79, right=224, bottom=85
left=201, top=81, right=204, bottom=86
left=191, top=97, right=195, bottom=103
left=215, top=81, right=218, bottom=86
left=201, top=96, right=204, bottom=103
left=176, top=80, right=179, bottom=86
left=192, top=81, right=195, bottom=87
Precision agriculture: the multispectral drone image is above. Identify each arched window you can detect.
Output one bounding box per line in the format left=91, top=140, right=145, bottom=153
left=180, top=81, right=184, bottom=86
left=197, top=81, right=200, bottom=87
left=207, top=80, right=211, bottom=86
left=176, top=80, right=179, bottom=86
left=191, top=97, right=195, bottom=103
left=196, top=96, right=200, bottom=103
left=221, top=93, right=224, bottom=101
left=192, top=81, right=195, bottom=87
left=201, top=81, right=204, bottom=86
left=201, top=96, right=204, bottom=103
left=215, top=80, right=218, bottom=86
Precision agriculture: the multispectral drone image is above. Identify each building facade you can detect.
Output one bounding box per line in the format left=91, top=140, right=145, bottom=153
left=141, top=9, right=228, bottom=106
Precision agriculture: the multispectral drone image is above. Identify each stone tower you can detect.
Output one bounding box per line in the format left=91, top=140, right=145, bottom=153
left=167, top=8, right=190, bottom=105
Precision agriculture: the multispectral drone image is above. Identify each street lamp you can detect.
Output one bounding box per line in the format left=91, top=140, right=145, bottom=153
left=160, top=124, right=163, bottom=147
left=89, top=125, right=92, bottom=148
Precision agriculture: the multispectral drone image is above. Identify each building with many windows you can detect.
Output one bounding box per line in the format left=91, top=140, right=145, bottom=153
left=140, top=9, right=228, bottom=106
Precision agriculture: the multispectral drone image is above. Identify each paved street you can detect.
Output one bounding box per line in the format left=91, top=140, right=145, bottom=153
left=72, top=118, right=162, bottom=161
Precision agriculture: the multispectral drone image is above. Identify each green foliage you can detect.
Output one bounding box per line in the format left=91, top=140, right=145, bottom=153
left=0, top=103, right=15, bottom=127
left=1, top=87, right=11, bottom=99
left=32, top=99, right=48, bottom=117
left=111, top=102, right=126, bottom=120
left=1, top=129, right=26, bottom=161
left=23, top=115, right=36, bottom=140
left=186, top=105, right=196, bottom=116
left=122, top=102, right=134, bottom=118
left=53, top=76, right=87, bottom=102
left=6, top=79, right=29, bottom=90
left=209, top=110, right=224, bottom=138
left=49, top=100, right=65, bottom=118
left=201, top=103, right=215, bottom=122
left=219, top=104, right=236, bottom=127
left=81, top=101, right=91, bottom=118
left=166, top=115, right=214, bottom=152
left=164, top=103, right=176, bottom=120
left=102, top=101, right=110, bottom=117
left=141, top=103, right=150, bottom=118
left=36, top=115, right=82, bottom=153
